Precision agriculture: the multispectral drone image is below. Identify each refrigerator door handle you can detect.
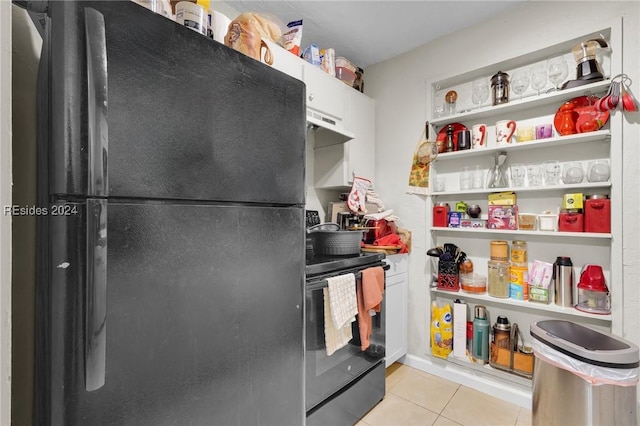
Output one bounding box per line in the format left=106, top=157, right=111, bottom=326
left=85, top=7, right=109, bottom=197
left=85, top=199, right=107, bottom=391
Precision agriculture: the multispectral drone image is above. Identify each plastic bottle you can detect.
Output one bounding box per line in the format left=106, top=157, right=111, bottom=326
left=472, top=305, right=490, bottom=364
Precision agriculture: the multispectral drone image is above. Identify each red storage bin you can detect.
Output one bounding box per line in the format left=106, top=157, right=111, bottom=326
left=584, top=195, right=611, bottom=233
left=558, top=209, right=584, bottom=232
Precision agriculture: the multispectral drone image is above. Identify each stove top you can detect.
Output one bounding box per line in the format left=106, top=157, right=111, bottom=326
left=305, top=252, right=386, bottom=277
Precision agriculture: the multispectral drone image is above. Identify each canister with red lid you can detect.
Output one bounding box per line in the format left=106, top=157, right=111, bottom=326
left=584, top=194, right=611, bottom=233
left=558, top=209, right=584, bottom=232
left=433, top=203, right=450, bottom=227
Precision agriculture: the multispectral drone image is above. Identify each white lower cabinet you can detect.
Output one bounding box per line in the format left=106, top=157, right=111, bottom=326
left=384, top=254, right=408, bottom=367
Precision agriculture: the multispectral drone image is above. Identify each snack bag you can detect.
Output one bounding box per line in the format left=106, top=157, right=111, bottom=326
left=431, top=301, right=453, bottom=359
left=280, top=19, right=303, bottom=56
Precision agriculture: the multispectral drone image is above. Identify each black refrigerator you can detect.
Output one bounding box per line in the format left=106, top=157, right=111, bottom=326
left=26, top=1, right=306, bottom=425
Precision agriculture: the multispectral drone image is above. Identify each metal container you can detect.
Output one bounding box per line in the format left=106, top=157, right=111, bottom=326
left=493, top=315, right=511, bottom=349
left=531, top=320, right=639, bottom=426
left=307, top=223, right=363, bottom=255
left=491, top=71, right=510, bottom=105
left=553, top=256, right=574, bottom=307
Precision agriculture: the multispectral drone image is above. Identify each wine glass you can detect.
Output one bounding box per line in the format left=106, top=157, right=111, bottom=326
left=471, top=77, right=490, bottom=105
left=548, top=55, right=569, bottom=89
left=511, top=68, right=530, bottom=101
left=530, top=63, right=547, bottom=95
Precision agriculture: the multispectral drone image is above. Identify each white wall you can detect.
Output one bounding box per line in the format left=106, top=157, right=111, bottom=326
left=366, top=0, right=640, bottom=405
left=0, top=1, right=10, bottom=424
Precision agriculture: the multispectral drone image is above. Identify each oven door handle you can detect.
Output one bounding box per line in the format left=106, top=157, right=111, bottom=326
left=306, top=264, right=390, bottom=292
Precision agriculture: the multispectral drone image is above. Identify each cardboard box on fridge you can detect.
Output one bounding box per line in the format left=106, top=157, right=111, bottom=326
left=488, top=205, right=519, bottom=230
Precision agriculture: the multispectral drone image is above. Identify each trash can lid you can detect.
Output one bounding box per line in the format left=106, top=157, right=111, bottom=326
left=530, top=320, right=640, bottom=368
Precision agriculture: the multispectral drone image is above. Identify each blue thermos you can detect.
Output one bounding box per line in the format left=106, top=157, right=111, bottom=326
left=472, top=305, right=489, bottom=364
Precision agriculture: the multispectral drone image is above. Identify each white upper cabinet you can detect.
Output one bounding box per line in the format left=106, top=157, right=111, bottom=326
left=302, top=62, right=354, bottom=142
left=263, top=40, right=302, bottom=80
left=314, top=89, right=375, bottom=189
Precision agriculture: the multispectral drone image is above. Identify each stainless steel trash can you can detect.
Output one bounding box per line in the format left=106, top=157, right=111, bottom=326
left=530, top=320, right=639, bottom=426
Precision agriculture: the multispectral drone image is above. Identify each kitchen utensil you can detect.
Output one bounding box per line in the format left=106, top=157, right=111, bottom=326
left=472, top=305, right=490, bottom=364
left=457, top=130, right=471, bottom=150
left=509, top=163, right=526, bottom=187
left=562, top=162, right=584, bottom=184
left=510, top=68, right=530, bottom=101
left=427, top=247, right=444, bottom=257
left=307, top=222, right=364, bottom=255
left=516, top=126, right=534, bottom=142
left=543, top=160, right=561, bottom=185
left=496, top=120, right=516, bottom=145
left=467, top=204, right=481, bottom=218
left=472, top=77, right=490, bottom=105
left=416, top=122, right=438, bottom=166
left=575, top=264, right=610, bottom=314
left=491, top=71, right=510, bottom=105
left=530, top=63, right=548, bottom=95
left=436, top=123, right=467, bottom=152
left=547, top=55, right=568, bottom=89
left=472, top=124, right=487, bottom=149
left=586, top=159, right=610, bottom=182
left=459, top=167, right=472, bottom=190
left=526, top=163, right=543, bottom=186
left=486, top=151, right=509, bottom=188
left=553, top=256, right=574, bottom=307
left=561, top=38, right=610, bottom=89
left=554, top=96, right=609, bottom=135
left=535, top=124, right=553, bottom=139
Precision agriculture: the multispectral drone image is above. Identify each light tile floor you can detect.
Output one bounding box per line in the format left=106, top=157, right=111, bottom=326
left=357, top=363, right=532, bottom=426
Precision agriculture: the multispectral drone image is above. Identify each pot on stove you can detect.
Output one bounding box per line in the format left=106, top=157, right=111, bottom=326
left=307, top=223, right=364, bottom=255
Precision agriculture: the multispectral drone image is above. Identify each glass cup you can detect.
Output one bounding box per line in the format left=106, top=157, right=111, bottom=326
left=472, top=165, right=484, bottom=189
left=530, top=62, right=548, bottom=95
left=535, top=123, right=553, bottom=139
left=510, top=163, right=526, bottom=187
left=527, top=163, right=543, bottom=186
left=460, top=166, right=472, bottom=190
left=516, top=126, right=534, bottom=142
left=433, top=175, right=446, bottom=192
left=562, top=162, right=584, bottom=184
left=587, top=159, right=611, bottom=182
left=433, top=103, right=445, bottom=119
left=471, top=77, right=490, bottom=105
left=543, top=160, right=562, bottom=185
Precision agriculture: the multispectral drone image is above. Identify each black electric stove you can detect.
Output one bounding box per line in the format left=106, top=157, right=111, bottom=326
left=305, top=252, right=386, bottom=277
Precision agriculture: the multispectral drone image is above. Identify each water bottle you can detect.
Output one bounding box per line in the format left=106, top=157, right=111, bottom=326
left=472, top=305, right=490, bottom=364
left=553, top=256, right=574, bottom=307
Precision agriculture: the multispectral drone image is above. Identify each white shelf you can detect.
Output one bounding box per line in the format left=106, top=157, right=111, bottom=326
left=432, top=130, right=610, bottom=162
left=431, top=80, right=611, bottom=127
left=431, top=227, right=612, bottom=239
left=431, top=288, right=612, bottom=322
left=442, top=355, right=533, bottom=388
left=430, top=181, right=611, bottom=197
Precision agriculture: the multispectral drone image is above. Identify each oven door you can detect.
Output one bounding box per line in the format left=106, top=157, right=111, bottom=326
left=305, top=272, right=386, bottom=412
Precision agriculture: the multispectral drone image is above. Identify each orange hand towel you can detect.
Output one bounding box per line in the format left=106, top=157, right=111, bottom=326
left=356, top=266, right=385, bottom=351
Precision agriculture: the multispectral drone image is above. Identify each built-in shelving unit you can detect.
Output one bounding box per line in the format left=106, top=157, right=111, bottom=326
left=425, top=19, right=623, bottom=393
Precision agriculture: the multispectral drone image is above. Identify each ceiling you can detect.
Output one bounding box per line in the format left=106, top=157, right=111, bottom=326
left=224, top=1, right=526, bottom=69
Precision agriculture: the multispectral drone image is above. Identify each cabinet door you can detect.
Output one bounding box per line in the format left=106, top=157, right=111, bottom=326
left=303, top=62, right=347, bottom=120
left=345, top=90, right=375, bottom=183
left=385, top=254, right=408, bottom=367
left=313, top=91, right=375, bottom=189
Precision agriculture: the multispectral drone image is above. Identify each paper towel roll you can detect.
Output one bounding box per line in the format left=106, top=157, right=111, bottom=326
left=212, top=10, right=231, bottom=43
